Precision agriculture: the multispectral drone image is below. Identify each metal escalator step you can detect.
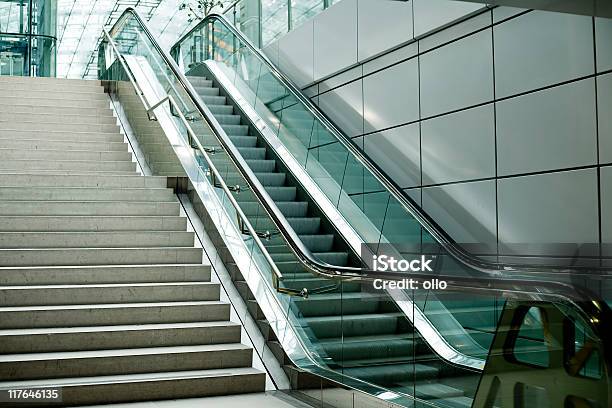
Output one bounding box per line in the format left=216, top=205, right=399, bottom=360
left=265, top=186, right=297, bottom=201
left=245, top=159, right=276, bottom=172
left=223, top=124, right=250, bottom=136
left=414, top=383, right=465, bottom=399
left=270, top=250, right=346, bottom=264
left=316, top=333, right=416, bottom=360
left=200, top=95, right=226, bottom=105
left=186, top=77, right=213, bottom=87
left=433, top=397, right=474, bottom=408
left=237, top=147, right=267, bottom=159
left=292, top=293, right=391, bottom=317
left=288, top=217, right=321, bottom=233
left=228, top=135, right=258, bottom=147
left=234, top=186, right=296, bottom=202
left=213, top=114, right=241, bottom=125
left=255, top=172, right=286, bottom=186
left=281, top=277, right=360, bottom=293
left=343, top=363, right=439, bottom=383
left=304, top=313, right=406, bottom=338
left=196, top=86, right=220, bottom=96
left=206, top=104, right=233, bottom=115
left=265, top=233, right=333, bottom=253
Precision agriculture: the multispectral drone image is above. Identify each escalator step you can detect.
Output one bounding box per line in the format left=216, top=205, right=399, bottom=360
left=296, top=234, right=334, bottom=252
left=265, top=187, right=297, bottom=201
left=245, top=159, right=276, bottom=172
left=206, top=104, right=234, bottom=115
left=305, top=313, right=404, bottom=338
left=292, top=293, right=391, bottom=317
left=186, top=77, right=213, bottom=87
left=255, top=172, right=286, bottom=186
left=200, top=95, right=226, bottom=105
left=343, top=363, right=439, bottom=383
left=237, top=147, right=267, bottom=159
left=316, top=333, right=415, bottom=360
left=228, top=136, right=258, bottom=147
left=196, top=86, right=220, bottom=96
left=214, top=114, right=242, bottom=125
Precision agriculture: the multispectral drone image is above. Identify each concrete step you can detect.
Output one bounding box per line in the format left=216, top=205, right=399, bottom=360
left=0, top=282, right=218, bottom=306
left=0, top=367, right=265, bottom=405
left=0, top=186, right=175, bottom=202
left=0, top=112, right=116, bottom=125
left=150, top=161, right=187, bottom=176
left=0, top=215, right=187, bottom=232
left=0, top=121, right=119, bottom=133
left=0, top=129, right=124, bottom=142
left=0, top=247, right=202, bottom=267
left=0, top=231, right=195, bottom=249
left=0, top=138, right=127, bottom=152
left=0, top=83, right=104, bottom=93
left=0, top=159, right=135, bottom=173
left=0, top=301, right=230, bottom=328
left=0, top=264, right=211, bottom=285
left=0, top=169, right=138, bottom=176
left=0, top=173, right=167, bottom=188
left=0, top=343, right=253, bottom=381
left=0, top=201, right=180, bottom=216
left=0, top=97, right=110, bottom=109
left=0, top=76, right=101, bottom=87
left=0, top=148, right=132, bottom=162
left=0, top=89, right=110, bottom=101
left=0, top=104, right=113, bottom=117
left=0, top=321, right=241, bottom=353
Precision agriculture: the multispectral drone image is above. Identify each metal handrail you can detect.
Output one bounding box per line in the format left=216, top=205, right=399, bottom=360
left=172, top=12, right=612, bottom=277
left=104, top=8, right=611, bottom=373
left=100, top=28, right=307, bottom=298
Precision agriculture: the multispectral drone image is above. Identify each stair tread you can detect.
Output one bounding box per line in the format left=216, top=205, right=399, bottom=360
left=0, top=367, right=263, bottom=389
left=0, top=282, right=213, bottom=290
left=0, top=321, right=239, bottom=336
left=0, top=300, right=226, bottom=312
left=0, top=343, right=251, bottom=362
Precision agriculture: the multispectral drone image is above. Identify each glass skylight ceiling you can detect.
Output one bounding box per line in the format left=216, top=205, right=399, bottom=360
left=56, top=0, right=194, bottom=78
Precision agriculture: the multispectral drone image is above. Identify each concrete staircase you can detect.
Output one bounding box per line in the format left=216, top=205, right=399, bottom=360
left=0, top=76, right=265, bottom=405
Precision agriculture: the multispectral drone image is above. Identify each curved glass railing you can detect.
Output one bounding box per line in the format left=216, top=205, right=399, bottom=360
left=100, top=8, right=611, bottom=408
left=170, top=13, right=612, bottom=284
left=170, top=9, right=611, bottom=357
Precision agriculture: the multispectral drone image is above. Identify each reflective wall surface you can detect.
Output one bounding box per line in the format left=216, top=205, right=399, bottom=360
left=0, top=0, right=56, bottom=76
left=222, top=0, right=337, bottom=48
left=268, top=2, right=612, bottom=266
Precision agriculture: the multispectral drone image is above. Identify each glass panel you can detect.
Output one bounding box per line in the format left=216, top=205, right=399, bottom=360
left=111, top=11, right=611, bottom=408
left=291, top=0, right=323, bottom=29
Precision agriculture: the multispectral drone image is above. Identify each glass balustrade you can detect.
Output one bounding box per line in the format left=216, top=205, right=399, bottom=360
left=100, top=9, right=611, bottom=408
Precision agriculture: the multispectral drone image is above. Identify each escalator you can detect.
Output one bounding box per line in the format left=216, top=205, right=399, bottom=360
left=99, top=8, right=611, bottom=408
left=184, top=74, right=482, bottom=405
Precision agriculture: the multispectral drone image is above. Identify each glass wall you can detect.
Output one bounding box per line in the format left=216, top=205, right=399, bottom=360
left=0, top=0, right=57, bottom=76
left=223, top=0, right=330, bottom=47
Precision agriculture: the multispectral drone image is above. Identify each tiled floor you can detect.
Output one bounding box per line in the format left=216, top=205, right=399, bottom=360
left=77, top=392, right=313, bottom=408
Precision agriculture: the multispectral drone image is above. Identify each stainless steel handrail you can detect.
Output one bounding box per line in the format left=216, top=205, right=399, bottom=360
left=171, top=12, right=612, bottom=277
left=104, top=8, right=611, bottom=373
left=100, top=28, right=306, bottom=298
